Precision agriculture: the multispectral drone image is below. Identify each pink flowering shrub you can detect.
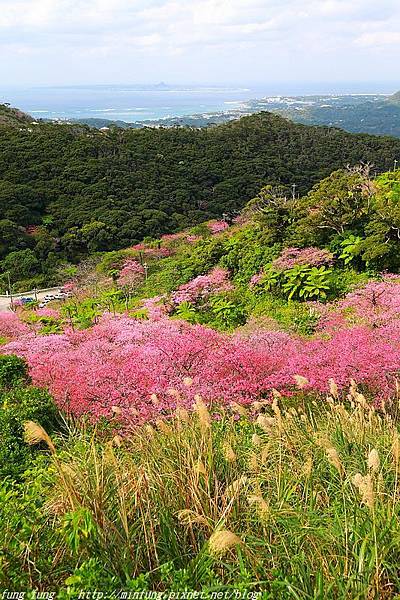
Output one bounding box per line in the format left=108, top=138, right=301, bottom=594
left=171, top=267, right=234, bottom=305
left=0, top=312, right=30, bottom=340
left=4, top=309, right=400, bottom=425
left=62, top=281, right=76, bottom=293
left=4, top=317, right=296, bottom=422
left=118, top=259, right=145, bottom=287
left=35, top=307, right=61, bottom=319
left=272, top=247, right=334, bottom=271
left=250, top=272, right=265, bottom=287
left=207, top=220, right=229, bottom=234
left=317, top=275, right=400, bottom=332
left=131, top=244, right=173, bottom=258
left=161, top=232, right=186, bottom=242
left=141, top=296, right=169, bottom=320
left=5, top=270, right=400, bottom=426
left=144, top=247, right=172, bottom=258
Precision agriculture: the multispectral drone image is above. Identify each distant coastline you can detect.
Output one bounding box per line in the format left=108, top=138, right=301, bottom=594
left=0, top=82, right=397, bottom=123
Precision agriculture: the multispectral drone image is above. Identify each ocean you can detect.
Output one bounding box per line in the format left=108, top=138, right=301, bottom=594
left=0, top=82, right=396, bottom=123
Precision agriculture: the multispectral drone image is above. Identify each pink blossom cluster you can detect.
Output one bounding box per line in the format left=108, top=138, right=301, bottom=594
left=171, top=267, right=234, bottom=305
left=118, top=259, right=145, bottom=287
left=161, top=232, right=186, bottom=242
left=0, top=312, right=30, bottom=340
left=12, top=299, right=24, bottom=308
left=131, top=244, right=173, bottom=258
left=5, top=273, right=400, bottom=426
left=4, top=314, right=400, bottom=425
left=141, top=296, right=169, bottom=320
left=317, top=276, right=400, bottom=332
left=35, top=307, right=61, bottom=319
left=272, top=247, right=334, bottom=271
left=250, top=272, right=265, bottom=287
left=144, top=247, right=172, bottom=258
left=62, top=282, right=76, bottom=293
left=207, top=220, right=229, bottom=234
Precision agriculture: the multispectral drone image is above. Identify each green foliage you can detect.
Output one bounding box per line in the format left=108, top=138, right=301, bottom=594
left=209, top=295, right=247, bottom=329
left=2, top=249, right=39, bottom=282
left=0, top=354, right=29, bottom=389
left=250, top=294, right=320, bottom=335
left=175, top=301, right=198, bottom=323
left=0, top=461, right=62, bottom=589
left=63, top=507, right=99, bottom=554
left=219, top=225, right=280, bottom=284
left=256, top=267, right=280, bottom=293
left=254, top=264, right=333, bottom=302
left=286, top=168, right=372, bottom=248
left=0, top=360, right=60, bottom=479
left=329, top=268, right=372, bottom=299
left=282, top=265, right=332, bottom=301
left=1, top=112, right=400, bottom=288
left=360, top=170, right=400, bottom=270
left=338, top=234, right=363, bottom=265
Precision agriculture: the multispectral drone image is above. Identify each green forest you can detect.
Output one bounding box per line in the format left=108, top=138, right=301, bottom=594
left=1, top=104, right=400, bottom=290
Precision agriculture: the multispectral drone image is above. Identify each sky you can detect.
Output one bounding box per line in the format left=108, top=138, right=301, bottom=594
left=0, top=0, right=400, bottom=87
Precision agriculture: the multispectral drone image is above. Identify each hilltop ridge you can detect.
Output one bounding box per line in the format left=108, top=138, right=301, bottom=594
left=0, top=103, right=33, bottom=127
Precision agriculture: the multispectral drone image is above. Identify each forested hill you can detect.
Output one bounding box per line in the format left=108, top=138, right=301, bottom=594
left=0, top=103, right=33, bottom=127
left=1, top=109, right=400, bottom=282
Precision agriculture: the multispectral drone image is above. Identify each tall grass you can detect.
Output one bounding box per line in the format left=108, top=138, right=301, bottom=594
left=18, top=387, right=400, bottom=596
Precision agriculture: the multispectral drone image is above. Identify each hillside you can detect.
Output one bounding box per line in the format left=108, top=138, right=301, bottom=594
left=228, top=93, right=400, bottom=138
left=2, top=167, right=400, bottom=594
left=0, top=103, right=32, bottom=127
left=2, top=108, right=400, bottom=292
left=388, top=90, right=400, bottom=104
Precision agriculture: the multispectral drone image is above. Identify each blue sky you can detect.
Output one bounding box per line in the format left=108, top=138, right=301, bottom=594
left=1, top=0, right=400, bottom=86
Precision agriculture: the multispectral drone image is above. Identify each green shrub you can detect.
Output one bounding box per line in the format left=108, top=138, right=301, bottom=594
left=251, top=294, right=320, bottom=335
left=0, top=367, right=61, bottom=479
left=0, top=455, right=69, bottom=589
left=0, top=354, right=29, bottom=389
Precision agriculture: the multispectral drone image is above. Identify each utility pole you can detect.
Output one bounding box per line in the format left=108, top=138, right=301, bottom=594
left=143, top=262, right=148, bottom=281
left=6, top=272, right=13, bottom=310
left=292, top=184, right=296, bottom=200
left=394, top=159, right=398, bottom=172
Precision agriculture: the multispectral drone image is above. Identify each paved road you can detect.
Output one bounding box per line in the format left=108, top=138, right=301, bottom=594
left=0, top=288, right=61, bottom=312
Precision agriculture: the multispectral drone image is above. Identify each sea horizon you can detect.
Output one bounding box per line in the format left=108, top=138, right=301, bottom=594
left=0, top=81, right=398, bottom=123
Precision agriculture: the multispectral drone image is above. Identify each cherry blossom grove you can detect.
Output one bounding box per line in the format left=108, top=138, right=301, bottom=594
left=3, top=276, right=400, bottom=425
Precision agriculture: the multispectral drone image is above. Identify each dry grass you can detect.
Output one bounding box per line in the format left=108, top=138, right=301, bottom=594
left=25, top=384, right=400, bottom=596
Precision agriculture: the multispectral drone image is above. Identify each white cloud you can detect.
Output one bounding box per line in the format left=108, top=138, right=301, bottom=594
left=0, top=0, right=399, bottom=84
left=354, top=31, right=400, bottom=47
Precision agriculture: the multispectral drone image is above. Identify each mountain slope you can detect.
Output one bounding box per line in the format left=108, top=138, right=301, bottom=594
left=0, top=103, right=33, bottom=127
left=1, top=108, right=400, bottom=290
left=388, top=90, right=400, bottom=104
